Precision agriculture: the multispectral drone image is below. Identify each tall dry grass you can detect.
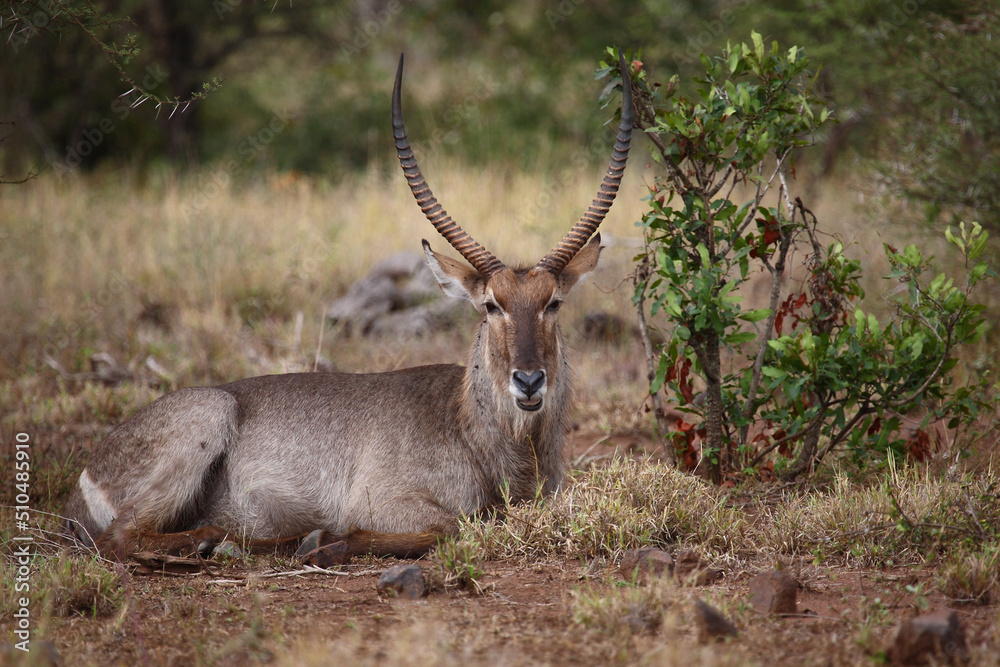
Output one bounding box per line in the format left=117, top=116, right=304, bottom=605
left=6, top=157, right=977, bottom=463
left=1, top=160, right=900, bottom=381
left=1, top=160, right=646, bottom=381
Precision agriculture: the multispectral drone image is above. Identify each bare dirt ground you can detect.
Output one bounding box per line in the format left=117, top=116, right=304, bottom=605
left=3, top=428, right=997, bottom=666
left=76, top=558, right=993, bottom=667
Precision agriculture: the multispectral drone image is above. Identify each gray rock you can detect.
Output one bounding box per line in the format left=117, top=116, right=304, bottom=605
left=326, top=273, right=397, bottom=334
left=327, top=251, right=466, bottom=337
left=747, top=570, right=798, bottom=615
left=377, top=564, right=428, bottom=599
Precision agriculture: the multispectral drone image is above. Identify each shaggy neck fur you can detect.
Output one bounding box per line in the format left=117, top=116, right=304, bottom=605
left=458, top=320, right=571, bottom=504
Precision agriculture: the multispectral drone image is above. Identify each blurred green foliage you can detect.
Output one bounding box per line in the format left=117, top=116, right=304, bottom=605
left=1, top=0, right=729, bottom=175
left=2, top=0, right=999, bottom=236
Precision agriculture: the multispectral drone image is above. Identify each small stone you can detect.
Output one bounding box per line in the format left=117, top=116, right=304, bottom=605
left=693, top=599, right=739, bottom=643
left=377, top=564, right=428, bottom=599
left=674, top=549, right=723, bottom=586
left=211, top=541, right=247, bottom=560
left=619, top=548, right=673, bottom=582
left=747, top=570, right=798, bottom=615
left=888, top=609, right=970, bottom=666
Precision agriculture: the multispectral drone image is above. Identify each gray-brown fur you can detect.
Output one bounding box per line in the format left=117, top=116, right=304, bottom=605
left=65, top=247, right=598, bottom=557
left=64, top=51, right=632, bottom=560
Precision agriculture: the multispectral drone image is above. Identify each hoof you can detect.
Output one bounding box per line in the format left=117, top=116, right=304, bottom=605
left=295, top=529, right=326, bottom=558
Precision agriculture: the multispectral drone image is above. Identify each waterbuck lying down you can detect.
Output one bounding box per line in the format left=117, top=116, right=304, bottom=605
left=65, top=53, right=634, bottom=562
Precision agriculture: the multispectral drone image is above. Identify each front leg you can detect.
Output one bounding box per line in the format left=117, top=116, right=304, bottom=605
left=95, top=522, right=232, bottom=560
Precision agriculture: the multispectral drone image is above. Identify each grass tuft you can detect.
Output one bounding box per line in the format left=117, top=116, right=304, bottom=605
left=457, top=458, right=748, bottom=564
left=938, top=544, right=1000, bottom=605
left=572, top=581, right=667, bottom=638
left=35, top=556, right=125, bottom=618
left=450, top=458, right=1000, bottom=574
left=430, top=533, right=488, bottom=595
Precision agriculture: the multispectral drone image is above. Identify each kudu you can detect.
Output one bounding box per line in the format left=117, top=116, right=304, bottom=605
left=64, top=52, right=634, bottom=562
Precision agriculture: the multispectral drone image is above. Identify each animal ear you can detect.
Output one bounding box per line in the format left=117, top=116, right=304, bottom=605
left=422, top=240, right=487, bottom=305
left=557, top=233, right=603, bottom=293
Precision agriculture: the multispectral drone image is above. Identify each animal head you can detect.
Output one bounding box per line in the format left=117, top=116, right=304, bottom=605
left=392, top=51, right=633, bottom=413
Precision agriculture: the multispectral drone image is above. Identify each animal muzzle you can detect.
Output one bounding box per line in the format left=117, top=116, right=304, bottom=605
left=510, top=369, right=546, bottom=412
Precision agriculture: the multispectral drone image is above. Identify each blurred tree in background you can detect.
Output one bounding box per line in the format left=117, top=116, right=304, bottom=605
left=0, top=1, right=783, bottom=175
left=2, top=0, right=999, bottom=238
left=741, top=0, right=1000, bottom=235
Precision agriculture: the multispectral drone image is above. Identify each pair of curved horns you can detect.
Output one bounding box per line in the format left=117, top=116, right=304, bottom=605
left=392, top=50, right=634, bottom=277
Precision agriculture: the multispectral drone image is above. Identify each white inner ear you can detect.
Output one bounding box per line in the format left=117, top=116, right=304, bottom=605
left=559, top=241, right=603, bottom=294
left=423, top=243, right=477, bottom=303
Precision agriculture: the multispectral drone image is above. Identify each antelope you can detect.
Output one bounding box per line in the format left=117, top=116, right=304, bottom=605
left=64, top=52, right=634, bottom=562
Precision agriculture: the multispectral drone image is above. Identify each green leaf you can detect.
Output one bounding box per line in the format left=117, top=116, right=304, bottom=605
left=768, top=337, right=789, bottom=353
left=651, top=354, right=670, bottom=394
left=967, top=223, right=988, bottom=259
left=945, top=226, right=964, bottom=253
left=725, top=331, right=758, bottom=345
left=739, top=308, right=771, bottom=323
left=970, top=261, right=988, bottom=285
left=751, top=31, right=764, bottom=61
left=762, top=366, right=787, bottom=381
left=696, top=242, right=710, bottom=267
left=867, top=313, right=880, bottom=336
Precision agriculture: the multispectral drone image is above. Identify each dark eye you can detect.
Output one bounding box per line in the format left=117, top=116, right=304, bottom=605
left=546, top=300, right=563, bottom=313
left=485, top=302, right=499, bottom=315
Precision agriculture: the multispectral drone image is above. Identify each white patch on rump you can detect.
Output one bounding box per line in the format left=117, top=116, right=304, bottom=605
left=79, top=469, right=117, bottom=531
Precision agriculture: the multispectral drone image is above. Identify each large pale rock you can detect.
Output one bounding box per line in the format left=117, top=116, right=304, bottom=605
left=327, top=251, right=464, bottom=337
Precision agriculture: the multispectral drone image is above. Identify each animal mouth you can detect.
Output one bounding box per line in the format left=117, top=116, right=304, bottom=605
left=516, top=397, right=543, bottom=412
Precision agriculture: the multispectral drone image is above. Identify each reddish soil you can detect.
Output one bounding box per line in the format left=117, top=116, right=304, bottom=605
left=3, top=432, right=997, bottom=666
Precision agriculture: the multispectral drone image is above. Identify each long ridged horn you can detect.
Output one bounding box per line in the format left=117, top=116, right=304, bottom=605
left=536, top=49, right=634, bottom=275
left=392, top=54, right=505, bottom=277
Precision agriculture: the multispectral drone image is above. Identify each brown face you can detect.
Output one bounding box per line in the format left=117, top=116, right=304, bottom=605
left=482, top=268, right=563, bottom=412
left=422, top=238, right=602, bottom=414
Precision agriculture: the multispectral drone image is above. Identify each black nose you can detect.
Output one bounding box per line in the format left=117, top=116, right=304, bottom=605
left=512, top=370, right=545, bottom=397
